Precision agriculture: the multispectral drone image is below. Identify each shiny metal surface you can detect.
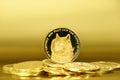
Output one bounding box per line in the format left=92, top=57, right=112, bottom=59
left=0, top=0, right=120, bottom=79
left=0, top=0, right=120, bottom=63
left=0, top=64, right=120, bottom=80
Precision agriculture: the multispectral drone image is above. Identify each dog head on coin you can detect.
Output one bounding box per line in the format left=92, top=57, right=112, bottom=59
left=51, top=33, right=73, bottom=53
left=51, top=33, right=74, bottom=63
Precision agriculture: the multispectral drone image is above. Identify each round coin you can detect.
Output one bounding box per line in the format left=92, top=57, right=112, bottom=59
left=63, top=62, right=99, bottom=73
left=90, top=61, right=117, bottom=73
left=103, top=61, right=120, bottom=69
left=44, top=28, right=80, bottom=63
left=2, top=64, right=14, bottom=74
left=43, top=66, right=71, bottom=76
left=12, top=61, right=44, bottom=76
left=42, top=59, right=64, bottom=68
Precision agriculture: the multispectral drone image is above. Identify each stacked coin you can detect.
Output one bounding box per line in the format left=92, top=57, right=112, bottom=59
left=3, top=61, right=44, bottom=76
left=63, top=62, right=99, bottom=72
left=2, top=60, right=120, bottom=77
left=2, top=64, right=14, bottom=74
left=42, top=59, right=76, bottom=76
left=90, top=61, right=120, bottom=73
left=42, top=59, right=100, bottom=76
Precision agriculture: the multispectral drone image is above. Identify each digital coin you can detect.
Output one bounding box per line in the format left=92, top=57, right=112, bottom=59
left=91, top=61, right=116, bottom=73
left=12, top=61, right=44, bottom=76
left=43, top=66, right=71, bottom=76
left=2, top=64, right=14, bottom=74
left=44, top=28, right=80, bottom=63
left=42, top=59, right=64, bottom=68
left=63, top=62, right=99, bottom=73
left=102, top=61, right=120, bottom=69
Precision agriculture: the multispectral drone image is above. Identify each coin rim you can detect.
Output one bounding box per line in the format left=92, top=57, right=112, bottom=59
left=44, top=28, right=80, bottom=63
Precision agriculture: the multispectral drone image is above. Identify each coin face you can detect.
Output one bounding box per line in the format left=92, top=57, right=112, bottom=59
left=91, top=61, right=120, bottom=73
left=2, top=64, right=14, bottom=74
left=63, top=62, right=99, bottom=73
left=44, top=28, right=80, bottom=63
left=42, top=59, right=64, bottom=68
left=12, top=61, right=44, bottom=76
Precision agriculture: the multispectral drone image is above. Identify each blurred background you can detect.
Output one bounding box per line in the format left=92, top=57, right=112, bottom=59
left=0, top=0, right=120, bottom=63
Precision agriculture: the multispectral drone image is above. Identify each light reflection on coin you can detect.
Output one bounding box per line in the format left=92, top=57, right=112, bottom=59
left=13, top=61, right=44, bottom=70
left=90, top=61, right=120, bottom=73
left=63, top=62, right=99, bottom=73
left=2, top=64, right=14, bottom=74
left=12, top=75, right=42, bottom=80
left=2, top=60, right=120, bottom=77
left=50, top=75, right=90, bottom=80
left=103, top=61, right=120, bottom=69
left=42, top=59, right=64, bottom=68
left=2, top=62, right=45, bottom=77
left=12, top=61, right=44, bottom=76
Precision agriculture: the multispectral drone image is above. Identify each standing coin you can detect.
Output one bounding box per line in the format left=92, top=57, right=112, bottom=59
left=44, top=28, right=80, bottom=63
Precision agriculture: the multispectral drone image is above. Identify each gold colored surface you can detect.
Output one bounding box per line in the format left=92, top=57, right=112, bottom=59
left=91, top=61, right=120, bottom=73
left=1, top=64, right=120, bottom=80
left=51, top=33, right=74, bottom=63
left=0, top=0, right=120, bottom=79
left=63, top=62, right=99, bottom=72
left=42, top=59, right=64, bottom=68
left=2, top=60, right=120, bottom=78
left=0, top=0, right=120, bottom=63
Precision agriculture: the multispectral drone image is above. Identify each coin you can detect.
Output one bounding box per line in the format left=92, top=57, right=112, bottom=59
left=2, top=64, right=14, bottom=74
left=42, top=59, right=64, bottom=68
left=3, top=60, right=120, bottom=77
left=44, top=28, right=80, bottom=63
left=63, top=62, right=99, bottom=73
left=12, top=61, right=44, bottom=76
left=90, top=61, right=119, bottom=73
left=103, top=61, right=120, bottom=69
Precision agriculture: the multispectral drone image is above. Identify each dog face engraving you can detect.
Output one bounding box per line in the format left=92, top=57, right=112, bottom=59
left=51, top=33, right=74, bottom=63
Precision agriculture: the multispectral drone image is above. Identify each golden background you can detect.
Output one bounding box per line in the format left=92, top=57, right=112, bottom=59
left=0, top=0, right=120, bottom=63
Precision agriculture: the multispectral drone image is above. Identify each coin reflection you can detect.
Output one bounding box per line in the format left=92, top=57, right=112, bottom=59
left=12, top=74, right=98, bottom=80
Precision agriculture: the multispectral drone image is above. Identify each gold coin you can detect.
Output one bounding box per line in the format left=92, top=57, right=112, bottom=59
left=90, top=61, right=118, bottom=73
left=12, top=61, right=44, bottom=76
left=2, top=64, right=14, bottom=74
left=102, top=61, right=120, bottom=69
left=43, top=66, right=72, bottom=76
left=44, top=28, right=80, bottom=63
left=63, top=62, right=99, bottom=73
left=42, top=59, right=64, bottom=68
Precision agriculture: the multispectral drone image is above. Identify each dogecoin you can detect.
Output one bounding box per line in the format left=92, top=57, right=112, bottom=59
left=2, top=64, right=14, bottom=74
left=102, top=61, right=120, bottom=69
left=43, top=66, right=71, bottom=76
left=63, top=62, right=99, bottom=73
left=12, top=61, right=44, bottom=76
left=90, top=61, right=120, bottom=73
left=2, top=60, right=120, bottom=77
left=42, top=59, right=64, bottom=68
left=44, top=28, right=80, bottom=63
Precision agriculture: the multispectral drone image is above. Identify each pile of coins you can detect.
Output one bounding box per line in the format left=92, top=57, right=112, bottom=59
left=2, top=59, right=120, bottom=77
